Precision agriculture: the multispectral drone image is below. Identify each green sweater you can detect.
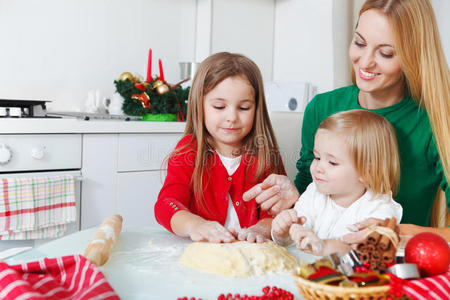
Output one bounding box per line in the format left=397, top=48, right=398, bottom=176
left=294, top=85, right=449, bottom=226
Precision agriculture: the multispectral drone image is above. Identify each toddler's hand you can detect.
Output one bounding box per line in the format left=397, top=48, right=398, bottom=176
left=272, top=209, right=301, bottom=238
left=289, top=224, right=324, bottom=255
left=189, top=220, right=236, bottom=243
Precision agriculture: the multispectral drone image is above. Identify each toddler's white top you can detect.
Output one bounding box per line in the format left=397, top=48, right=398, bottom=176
left=294, top=182, right=403, bottom=239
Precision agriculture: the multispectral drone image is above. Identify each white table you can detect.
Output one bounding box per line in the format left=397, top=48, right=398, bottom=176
left=5, top=226, right=318, bottom=300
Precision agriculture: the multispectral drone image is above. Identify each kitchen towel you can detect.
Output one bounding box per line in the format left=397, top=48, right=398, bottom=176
left=0, top=254, right=119, bottom=299
left=0, top=175, right=76, bottom=240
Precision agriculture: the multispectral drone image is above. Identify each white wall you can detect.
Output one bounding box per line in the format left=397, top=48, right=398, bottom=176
left=0, top=0, right=448, bottom=112
left=431, top=0, right=450, bottom=64
left=272, top=0, right=336, bottom=93
left=209, top=0, right=275, bottom=81
left=0, top=0, right=196, bottom=111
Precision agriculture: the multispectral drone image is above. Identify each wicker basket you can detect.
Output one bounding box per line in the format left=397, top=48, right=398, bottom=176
left=293, top=274, right=390, bottom=300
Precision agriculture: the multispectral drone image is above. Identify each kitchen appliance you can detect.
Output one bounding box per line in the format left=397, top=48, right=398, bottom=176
left=0, top=99, right=139, bottom=121
left=46, top=111, right=139, bottom=121
left=0, top=99, right=54, bottom=118
left=265, top=81, right=316, bottom=180
left=0, top=134, right=82, bottom=251
left=179, top=62, right=199, bottom=81
left=179, top=61, right=199, bottom=88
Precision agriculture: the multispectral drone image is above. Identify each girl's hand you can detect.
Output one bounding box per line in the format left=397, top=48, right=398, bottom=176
left=289, top=224, right=324, bottom=255
left=188, top=220, right=236, bottom=243
left=236, top=227, right=269, bottom=243
left=236, top=218, right=272, bottom=243
left=243, top=174, right=299, bottom=215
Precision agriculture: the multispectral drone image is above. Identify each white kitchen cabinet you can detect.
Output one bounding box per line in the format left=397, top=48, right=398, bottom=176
left=81, top=132, right=182, bottom=229
left=116, top=171, right=165, bottom=227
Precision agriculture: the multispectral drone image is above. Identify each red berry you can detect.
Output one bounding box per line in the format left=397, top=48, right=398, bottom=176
left=262, top=286, right=270, bottom=294
left=218, top=294, right=225, bottom=300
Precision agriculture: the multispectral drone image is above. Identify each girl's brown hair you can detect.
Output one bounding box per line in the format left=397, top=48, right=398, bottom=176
left=355, top=0, right=450, bottom=186
left=176, top=52, right=284, bottom=211
left=319, top=109, right=400, bottom=196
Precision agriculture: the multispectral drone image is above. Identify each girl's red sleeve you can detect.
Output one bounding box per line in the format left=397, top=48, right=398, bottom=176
left=154, top=136, right=195, bottom=233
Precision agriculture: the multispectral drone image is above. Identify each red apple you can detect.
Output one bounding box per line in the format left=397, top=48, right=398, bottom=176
left=404, top=232, right=450, bottom=277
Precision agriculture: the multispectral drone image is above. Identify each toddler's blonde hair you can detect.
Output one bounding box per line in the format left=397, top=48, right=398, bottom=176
left=318, top=109, right=400, bottom=196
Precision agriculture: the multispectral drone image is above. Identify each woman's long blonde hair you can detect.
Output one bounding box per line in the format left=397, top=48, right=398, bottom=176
left=178, top=52, right=284, bottom=211
left=357, top=0, right=450, bottom=185
left=319, top=110, right=400, bottom=196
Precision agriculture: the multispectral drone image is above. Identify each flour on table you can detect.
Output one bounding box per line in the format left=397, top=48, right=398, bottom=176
left=179, top=241, right=298, bottom=277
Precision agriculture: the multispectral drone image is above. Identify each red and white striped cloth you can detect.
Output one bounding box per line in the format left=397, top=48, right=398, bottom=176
left=0, top=255, right=119, bottom=300
left=0, top=175, right=76, bottom=240
left=396, top=270, right=450, bottom=300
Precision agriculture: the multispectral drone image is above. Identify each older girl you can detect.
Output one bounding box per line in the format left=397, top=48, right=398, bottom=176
left=155, top=52, right=285, bottom=243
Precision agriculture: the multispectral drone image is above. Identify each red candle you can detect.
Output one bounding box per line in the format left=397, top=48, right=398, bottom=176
left=158, top=58, right=165, bottom=82
left=146, top=48, right=152, bottom=82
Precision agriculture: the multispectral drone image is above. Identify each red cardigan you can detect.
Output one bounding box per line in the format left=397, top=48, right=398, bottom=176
left=154, top=135, right=275, bottom=233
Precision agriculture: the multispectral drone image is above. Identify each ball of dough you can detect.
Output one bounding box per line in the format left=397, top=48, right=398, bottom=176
left=179, top=241, right=298, bottom=277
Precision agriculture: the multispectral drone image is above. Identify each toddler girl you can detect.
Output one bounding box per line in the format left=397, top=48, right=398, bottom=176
left=155, top=52, right=285, bottom=243
left=272, top=109, right=402, bottom=255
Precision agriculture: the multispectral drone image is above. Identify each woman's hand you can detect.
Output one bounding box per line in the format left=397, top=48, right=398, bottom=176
left=243, top=174, right=299, bottom=215
left=236, top=218, right=272, bottom=243
left=289, top=224, right=324, bottom=255
left=340, top=218, right=384, bottom=245
left=187, top=220, right=236, bottom=243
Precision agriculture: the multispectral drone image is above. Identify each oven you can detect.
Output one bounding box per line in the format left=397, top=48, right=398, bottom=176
left=0, top=134, right=82, bottom=252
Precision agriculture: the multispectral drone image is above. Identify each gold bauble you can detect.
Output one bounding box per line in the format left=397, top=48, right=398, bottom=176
left=156, top=83, right=170, bottom=95
left=134, top=74, right=144, bottom=83
left=152, top=79, right=164, bottom=89
left=152, top=79, right=170, bottom=95
left=119, top=72, right=134, bottom=82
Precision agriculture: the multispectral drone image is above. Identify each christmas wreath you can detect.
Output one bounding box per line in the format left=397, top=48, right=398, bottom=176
left=114, top=72, right=190, bottom=122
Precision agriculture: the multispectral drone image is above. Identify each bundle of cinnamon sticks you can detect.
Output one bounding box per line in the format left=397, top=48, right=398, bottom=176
left=356, top=217, right=399, bottom=272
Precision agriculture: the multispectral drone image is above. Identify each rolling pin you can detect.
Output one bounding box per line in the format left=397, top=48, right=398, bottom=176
left=84, top=214, right=123, bottom=266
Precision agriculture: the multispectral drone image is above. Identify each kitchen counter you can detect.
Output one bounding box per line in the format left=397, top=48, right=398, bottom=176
left=4, top=226, right=316, bottom=300
left=0, top=118, right=186, bottom=134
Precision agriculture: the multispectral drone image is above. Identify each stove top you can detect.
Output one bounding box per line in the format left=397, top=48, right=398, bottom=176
left=46, top=111, right=139, bottom=121
left=0, top=99, right=139, bottom=121
left=0, top=99, right=51, bottom=118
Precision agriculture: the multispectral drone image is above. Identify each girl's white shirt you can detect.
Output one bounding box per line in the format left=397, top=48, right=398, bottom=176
left=294, top=182, right=403, bottom=240
left=217, top=152, right=242, bottom=232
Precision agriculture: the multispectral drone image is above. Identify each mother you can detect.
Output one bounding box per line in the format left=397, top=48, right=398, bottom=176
left=245, top=0, right=449, bottom=235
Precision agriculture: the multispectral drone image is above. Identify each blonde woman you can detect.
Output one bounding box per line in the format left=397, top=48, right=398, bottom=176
left=245, top=0, right=449, bottom=238
left=272, top=110, right=402, bottom=255
left=155, top=52, right=285, bottom=243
